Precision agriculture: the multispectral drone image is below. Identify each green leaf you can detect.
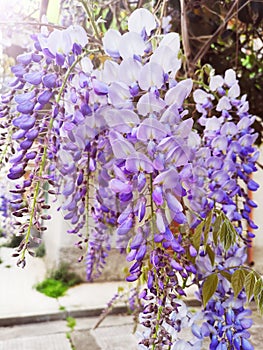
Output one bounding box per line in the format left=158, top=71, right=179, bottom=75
left=254, top=278, right=263, bottom=307
left=192, top=221, right=204, bottom=251
left=220, top=270, right=232, bottom=282
left=231, top=269, right=246, bottom=298
left=220, top=220, right=236, bottom=251
left=213, top=214, right=222, bottom=245
left=204, top=210, right=213, bottom=246
left=202, top=273, right=218, bottom=307
left=258, top=291, right=263, bottom=315
left=245, top=271, right=256, bottom=303
left=206, top=245, right=215, bottom=266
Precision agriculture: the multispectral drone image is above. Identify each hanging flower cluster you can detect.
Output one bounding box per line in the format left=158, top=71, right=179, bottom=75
left=0, top=6, right=261, bottom=350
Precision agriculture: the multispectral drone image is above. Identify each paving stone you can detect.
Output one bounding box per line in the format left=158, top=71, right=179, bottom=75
left=0, top=333, right=71, bottom=350
left=71, top=330, right=101, bottom=350
left=91, top=324, right=138, bottom=350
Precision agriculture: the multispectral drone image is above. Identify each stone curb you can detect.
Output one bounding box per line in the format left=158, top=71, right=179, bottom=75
left=0, top=299, right=202, bottom=327
left=0, top=305, right=128, bottom=327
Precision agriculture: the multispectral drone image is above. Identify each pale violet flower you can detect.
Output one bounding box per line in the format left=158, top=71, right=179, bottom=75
left=224, top=68, right=237, bottom=87
left=228, top=82, right=240, bottom=98
left=193, top=89, right=214, bottom=104
left=171, top=340, right=193, bottom=350
left=216, top=96, right=232, bottom=111
left=102, top=108, right=139, bottom=133
left=101, top=60, right=119, bottom=84
left=209, top=68, right=238, bottom=92
left=209, top=75, right=224, bottom=91
left=165, top=79, right=193, bottom=106
left=205, top=116, right=224, bottom=133
left=150, top=45, right=181, bottom=76
left=119, top=58, right=142, bottom=85
left=119, top=32, right=146, bottom=59
left=137, top=92, right=165, bottom=116
left=162, top=15, right=172, bottom=33
left=108, top=82, right=132, bottom=109
left=102, top=29, right=121, bottom=58
left=65, top=25, right=88, bottom=48
left=159, top=32, right=180, bottom=54
left=38, top=25, right=88, bottom=56
left=138, top=62, right=164, bottom=90
left=128, top=8, right=156, bottom=36
left=80, top=57, right=93, bottom=74
left=39, top=29, right=71, bottom=56
left=109, top=130, right=135, bottom=158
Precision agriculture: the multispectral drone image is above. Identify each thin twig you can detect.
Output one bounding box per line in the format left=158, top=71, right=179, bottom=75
left=191, top=0, right=252, bottom=67
left=0, top=21, right=64, bottom=29
left=180, top=0, right=191, bottom=70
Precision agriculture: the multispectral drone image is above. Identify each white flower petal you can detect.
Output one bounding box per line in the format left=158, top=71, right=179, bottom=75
left=159, top=32, right=180, bottom=54
left=209, top=75, right=224, bottom=91
left=165, top=79, right=193, bottom=106
left=102, top=29, right=121, bottom=58
left=128, top=8, right=156, bottom=36
left=228, top=82, right=240, bottom=99
left=224, top=68, right=237, bottom=87
left=119, top=32, right=146, bottom=59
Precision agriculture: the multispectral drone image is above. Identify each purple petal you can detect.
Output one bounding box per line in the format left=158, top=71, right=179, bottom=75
left=12, top=129, right=27, bottom=140
left=137, top=197, right=146, bottom=222
left=152, top=186, right=163, bottom=206
left=125, top=152, right=153, bottom=173
left=63, top=180, right=75, bottom=196
left=26, top=151, right=37, bottom=160
left=170, top=259, right=183, bottom=271
left=20, top=139, right=33, bottom=150
left=117, top=215, right=133, bottom=235
left=137, top=118, right=167, bottom=141
left=37, top=90, right=53, bottom=105
left=156, top=209, right=166, bottom=233
left=93, top=79, right=108, bottom=95
left=17, top=101, right=35, bottom=114
left=42, top=73, right=57, bottom=88
left=17, top=53, right=32, bottom=65
left=135, top=244, right=147, bottom=261
left=25, top=129, right=39, bottom=140
left=166, top=192, right=183, bottom=213
left=14, top=91, right=35, bottom=104
left=247, top=179, right=259, bottom=191
left=109, top=179, right=132, bottom=193
left=24, top=71, right=43, bottom=85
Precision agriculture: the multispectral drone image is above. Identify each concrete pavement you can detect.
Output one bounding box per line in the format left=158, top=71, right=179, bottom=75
left=0, top=246, right=129, bottom=326
left=0, top=315, right=138, bottom=350
left=0, top=246, right=263, bottom=349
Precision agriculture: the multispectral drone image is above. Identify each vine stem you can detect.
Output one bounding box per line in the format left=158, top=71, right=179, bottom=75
left=85, top=153, right=91, bottom=243
left=21, top=52, right=88, bottom=262
left=78, top=0, right=101, bottom=41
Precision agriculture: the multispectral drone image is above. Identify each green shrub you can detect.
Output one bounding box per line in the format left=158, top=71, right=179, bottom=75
left=35, top=262, right=82, bottom=298
left=49, top=262, right=82, bottom=287
left=35, top=243, right=46, bottom=257
left=36, top=278, right=68, bottom=298
left=4, top=235, right=24, bottom=248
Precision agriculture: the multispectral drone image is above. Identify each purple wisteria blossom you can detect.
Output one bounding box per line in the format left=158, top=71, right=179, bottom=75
left=0, top=6, right=260, bottom=350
